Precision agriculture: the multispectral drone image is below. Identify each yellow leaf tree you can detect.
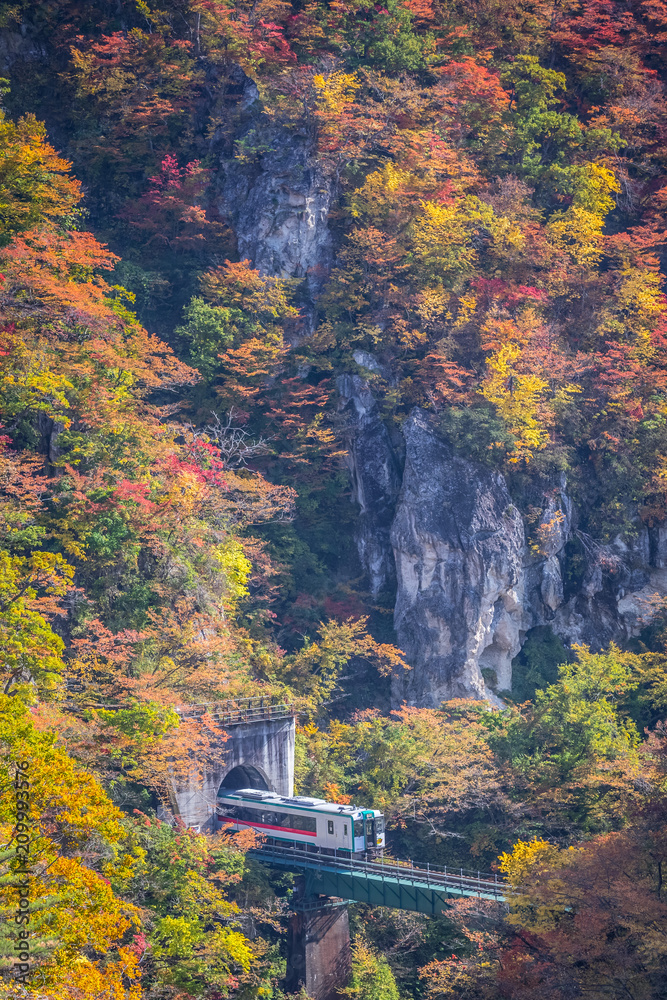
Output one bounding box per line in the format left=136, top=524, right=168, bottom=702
left=479, top=342, right=549, bottom=462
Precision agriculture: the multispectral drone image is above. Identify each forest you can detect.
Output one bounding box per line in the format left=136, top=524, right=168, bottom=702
left=1, top=0, right=667, bottom=996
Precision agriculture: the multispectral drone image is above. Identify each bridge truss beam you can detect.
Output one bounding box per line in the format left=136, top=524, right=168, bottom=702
left=254, top=844, right=508, bottom=915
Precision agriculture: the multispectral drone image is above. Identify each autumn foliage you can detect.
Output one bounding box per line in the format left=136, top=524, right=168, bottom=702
left=2, top=0, right=667, bottom=996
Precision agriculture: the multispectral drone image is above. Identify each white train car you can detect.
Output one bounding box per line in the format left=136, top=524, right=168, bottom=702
left=217, top=788, right=385, bottom=856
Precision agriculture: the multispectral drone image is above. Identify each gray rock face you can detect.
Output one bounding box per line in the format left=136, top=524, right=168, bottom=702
left=337, top=375, right=401, bottom=599
left=391, top=410, right=525, bottom=705
left=557, top=526, right=667, bottom=646
left=221, top=145, right=333, bottom=293
left=341, top=388, right=667, bottom=707
left=216, top=76, right=334, bottom=313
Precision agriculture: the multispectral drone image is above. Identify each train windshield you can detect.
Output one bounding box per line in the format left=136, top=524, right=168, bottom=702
left=376, top=816, right=384, bottom=834
left=354, top=819, right=363, bottom=839
left=366, top=818, right=373, bottom=837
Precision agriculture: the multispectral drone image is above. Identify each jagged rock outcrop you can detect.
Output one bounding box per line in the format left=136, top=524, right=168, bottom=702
left=390, top=409, right=526, bottom=705
left=337, top=374, right=401, bottom=599
left=216, top=70, right=334, bottom=315
left=340, top=384, right=667, bottom=706
left=553, top=526, right=666, bottom=649
left=535, top=487, right=573, bottom=612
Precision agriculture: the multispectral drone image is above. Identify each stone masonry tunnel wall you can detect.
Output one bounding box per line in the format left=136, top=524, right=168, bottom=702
left=168, top=716, right=295, bottom=830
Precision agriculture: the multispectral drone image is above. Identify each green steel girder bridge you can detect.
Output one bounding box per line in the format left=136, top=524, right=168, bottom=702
left=252, top=844, right=509, bottom=915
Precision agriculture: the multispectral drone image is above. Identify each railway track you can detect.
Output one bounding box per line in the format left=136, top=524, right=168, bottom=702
left=252, top=841, right=509, bottom=903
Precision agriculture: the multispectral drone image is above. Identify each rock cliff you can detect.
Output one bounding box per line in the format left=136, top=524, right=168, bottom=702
left=341, top=382, right=667, bottom=707
left=337, top=374, right=401, bottom=600
left=391, top=409, right=525, bottom=705
left=211, top=74, right=667, bottom=708
left=216, top=69, right=334, bottom=319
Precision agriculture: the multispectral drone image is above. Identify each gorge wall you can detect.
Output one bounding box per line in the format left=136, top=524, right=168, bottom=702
left=339, top=375, right=667, bottom=707
left=215, top=74, right=667, bottom=708
left=215, top=67, right=335, bottom=325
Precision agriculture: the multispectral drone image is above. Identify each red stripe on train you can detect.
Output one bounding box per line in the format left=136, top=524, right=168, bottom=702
left=216, top=815, right=318, bottom=837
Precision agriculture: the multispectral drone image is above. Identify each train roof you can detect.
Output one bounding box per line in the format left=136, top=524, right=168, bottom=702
left=218, top=787, right=382, bottom=815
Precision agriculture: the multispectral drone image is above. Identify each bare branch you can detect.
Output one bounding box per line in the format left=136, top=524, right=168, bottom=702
left=186, top=409, right=273, bottom=468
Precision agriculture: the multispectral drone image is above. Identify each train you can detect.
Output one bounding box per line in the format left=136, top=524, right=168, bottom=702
left=216, top=788, right=385, bottom=856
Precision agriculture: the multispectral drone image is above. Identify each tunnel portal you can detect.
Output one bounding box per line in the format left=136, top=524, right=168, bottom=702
left=166, top=700, right=295, bottom=829
left=219, top=764, right=270, bottom=793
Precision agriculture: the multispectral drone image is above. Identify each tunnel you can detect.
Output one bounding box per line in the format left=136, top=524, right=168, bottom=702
left=218, top=764, right=270, bottom=793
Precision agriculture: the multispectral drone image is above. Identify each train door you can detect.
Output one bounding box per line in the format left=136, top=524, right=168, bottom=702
left=353, top=816, right=364, bottom=854
left=375, top=813, right=385, bottom=849
left=363, top=810, right=375, bottom=852
left=341, top=817, right=351, bottom=852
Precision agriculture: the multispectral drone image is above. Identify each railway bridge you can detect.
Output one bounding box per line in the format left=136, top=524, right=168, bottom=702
left=254, top=842, right=507, bottom=1000
left=167, top=698, right=508, bottom=1000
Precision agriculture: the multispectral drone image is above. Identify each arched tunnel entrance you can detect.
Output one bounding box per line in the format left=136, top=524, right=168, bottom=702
left=218, top=764, right=270, bottom=794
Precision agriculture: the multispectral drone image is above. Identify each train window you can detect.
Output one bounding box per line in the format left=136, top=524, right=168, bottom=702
left=376, top=816, right=384, bottom=834
left=290, top=814, right=317, bottom=833
left=222, top=805, right=316, bottom=833
left=354, top=820, right=363, bottom=839
left=344, top=824, right=348, bottom=836
left=366, top=819, right=373, bottom=837
left=328, top=820, right=334, bottom=834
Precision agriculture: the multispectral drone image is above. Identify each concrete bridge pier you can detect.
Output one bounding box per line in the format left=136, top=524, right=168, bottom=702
left=285, top=894, right=351, bottom=1000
